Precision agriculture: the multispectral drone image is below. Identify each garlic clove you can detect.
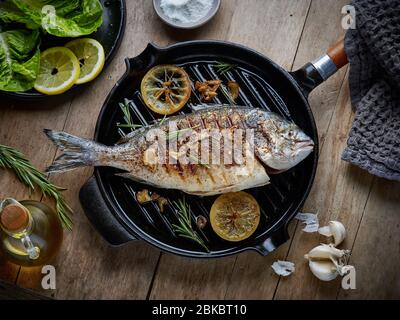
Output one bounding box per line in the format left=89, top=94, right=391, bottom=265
left=330, top=221, right=346, bottom=246
left=318, top=221, right=346, bottom=246
left=304, top=244, right=348, bottom=261
left=318, top=225, right=333, bottom=237
left=308, top=260, right=339, bottom=281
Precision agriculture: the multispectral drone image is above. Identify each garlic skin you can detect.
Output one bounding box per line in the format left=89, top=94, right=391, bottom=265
left=318, top=221, right=346, bottom=246
left=308, top=260, right=339, bottom=281
left=295, top=212, right=319, bottom=233
left=271, top=260, right=295, bottom=277
left=304, top=244, right=349, bottom=261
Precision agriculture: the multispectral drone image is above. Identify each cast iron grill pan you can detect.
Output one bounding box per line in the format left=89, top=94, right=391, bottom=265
left=81, top=41, right=319, bottom=258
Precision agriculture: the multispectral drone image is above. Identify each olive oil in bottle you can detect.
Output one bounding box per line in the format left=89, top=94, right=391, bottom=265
left=0, top=198, right=63, bottom=267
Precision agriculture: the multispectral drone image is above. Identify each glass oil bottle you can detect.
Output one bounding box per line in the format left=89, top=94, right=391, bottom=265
left=0, top=198, right=63, bottom=267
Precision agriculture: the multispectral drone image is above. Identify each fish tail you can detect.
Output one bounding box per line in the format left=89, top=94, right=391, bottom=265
left=44, top=129, right=107, bottom=173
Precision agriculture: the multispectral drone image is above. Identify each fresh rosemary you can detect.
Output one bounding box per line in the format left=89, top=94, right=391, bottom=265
left=0, top=144, right=73, bottom=230
left=172, top=198, right=209, bottom=252
left=158, top=115, right=167, bottom=126
left=214, top=61, right=237, bottom=75
left=117, top=99, right=142, bottom=131
left=188, top=154, right=210, bottom=169
left=166, top=126, right=199, bottom=141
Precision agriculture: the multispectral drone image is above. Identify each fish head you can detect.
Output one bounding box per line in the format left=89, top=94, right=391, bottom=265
left=255, top=114, right=314, bottom=172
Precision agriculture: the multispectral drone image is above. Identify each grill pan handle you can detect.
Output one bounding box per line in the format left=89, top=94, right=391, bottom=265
left=126, top=43, right=160, bottom=74
left=79, top=176, right=137, bottom=246
left=292, top=38, right=348, bottom=95
left=253, top=225, right=289, bottom=256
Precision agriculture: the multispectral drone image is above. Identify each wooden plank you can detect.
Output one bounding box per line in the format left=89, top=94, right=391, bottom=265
left=14, top=0, right=168, bottom=299
left=1, top=0, right=395, bottom=300
left=0, top=98, right=73, bottom=284
left=274, top=76, right=375, bottom=299
left=225, top=0, right=350, bottom=300
left=225, top=224, right=296, bottom=299
left=149, top=0, right=312, bottom=300
left=338, top=179, right=400, bottom=299
left=291, top=0, right=349, bottom=141
left=0, top=279, right=50, bottom=300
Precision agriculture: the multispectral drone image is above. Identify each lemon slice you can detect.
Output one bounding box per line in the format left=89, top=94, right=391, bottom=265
left=210, top=192, right=260, bottom=242
left=65, top=38, right=105, bottom=84
left=141, top=65, right=191, bottom=115
left=34, top=47, right=80, bottom=95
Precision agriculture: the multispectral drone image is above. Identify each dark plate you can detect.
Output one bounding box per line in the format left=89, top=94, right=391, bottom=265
left=0, top=0, right=126, bottom=102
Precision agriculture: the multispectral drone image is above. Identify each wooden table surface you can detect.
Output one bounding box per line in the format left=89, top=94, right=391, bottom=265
left=1, top=0, right=399, bottom=300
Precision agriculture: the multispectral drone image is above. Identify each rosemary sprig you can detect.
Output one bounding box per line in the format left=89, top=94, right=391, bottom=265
left=167, top=127, right=194, bottom=141
left=188, top=154, right=210, bottom=169
left=214, top=61, right=237, bottom=75
left=117, top=124, right=143, bottom=129
left=117, top=99, right=142, bottom=131
left=158, top=115, right=167, bottom=126
left=166, top=125, right=201, bottom=142
left=172, top=198, right=209, bottom=252
left=0, top=144, right=73, bottom=230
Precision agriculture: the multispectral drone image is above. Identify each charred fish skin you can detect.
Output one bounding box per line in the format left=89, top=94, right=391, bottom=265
left=44, top=105, right=314, bottom=196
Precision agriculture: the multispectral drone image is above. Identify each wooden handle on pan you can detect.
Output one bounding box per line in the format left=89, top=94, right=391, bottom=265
left=327, top=38, right=348, bottom=69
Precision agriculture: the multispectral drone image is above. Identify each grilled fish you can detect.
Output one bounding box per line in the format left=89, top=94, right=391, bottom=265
left=45, top=105, right=314, bottom=196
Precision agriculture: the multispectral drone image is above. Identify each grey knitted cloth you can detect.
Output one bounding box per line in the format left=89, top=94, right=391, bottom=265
left=342, top=0, right=400, bottom=181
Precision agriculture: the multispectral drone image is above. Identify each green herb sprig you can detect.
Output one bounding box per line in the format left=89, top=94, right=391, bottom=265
left=172, top=198, right=209, bottom=252
left=0, top=144, right=73, bottom=230
left=117, top=99, right=142, bottom=131
left=166, top=126, right=200, bottom=141
left=214, top=61, right=237, bottom=75
left=158, top=115, right=167, bottom=126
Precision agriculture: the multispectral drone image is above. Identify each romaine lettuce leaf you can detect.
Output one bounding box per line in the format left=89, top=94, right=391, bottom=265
left=0, top=1, right=39, bottom=29
left=0, top=29, right=40, bottom=92
left=41, top=0, right=103, bottom=37
left=0, top=0, right=103, bottom=37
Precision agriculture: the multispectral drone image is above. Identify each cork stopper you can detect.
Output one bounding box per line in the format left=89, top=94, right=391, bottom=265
left=0, top=204, right=29, bottom=232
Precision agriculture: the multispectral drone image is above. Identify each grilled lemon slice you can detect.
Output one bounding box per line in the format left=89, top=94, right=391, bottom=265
left=65, top=38, right=105, bottom=84
left=210, top=192, right=260, bottom=242
left=34, top=47, right=80, bottom=95
left=141, top=65, right=191, bottom=115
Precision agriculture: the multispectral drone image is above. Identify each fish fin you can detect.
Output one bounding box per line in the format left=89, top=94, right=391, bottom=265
left=189, top=103, right=241, bottom=112
left=114, top=173, right=134, bottom=180
left=115, top=173, right=159, bottom=187
left=44, top=129, right=106, bottom=173
left=116, top=128, right=145, bottom=145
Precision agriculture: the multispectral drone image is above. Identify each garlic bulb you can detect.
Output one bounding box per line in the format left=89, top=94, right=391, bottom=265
left=318, top=221, right=346, bottom=246
left=304, top=244, right=349, bottom=261
left=308, top=260, right=339, bottom=281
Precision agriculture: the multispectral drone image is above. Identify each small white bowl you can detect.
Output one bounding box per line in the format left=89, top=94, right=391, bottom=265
left=153, top=0, right=221, bottom=30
